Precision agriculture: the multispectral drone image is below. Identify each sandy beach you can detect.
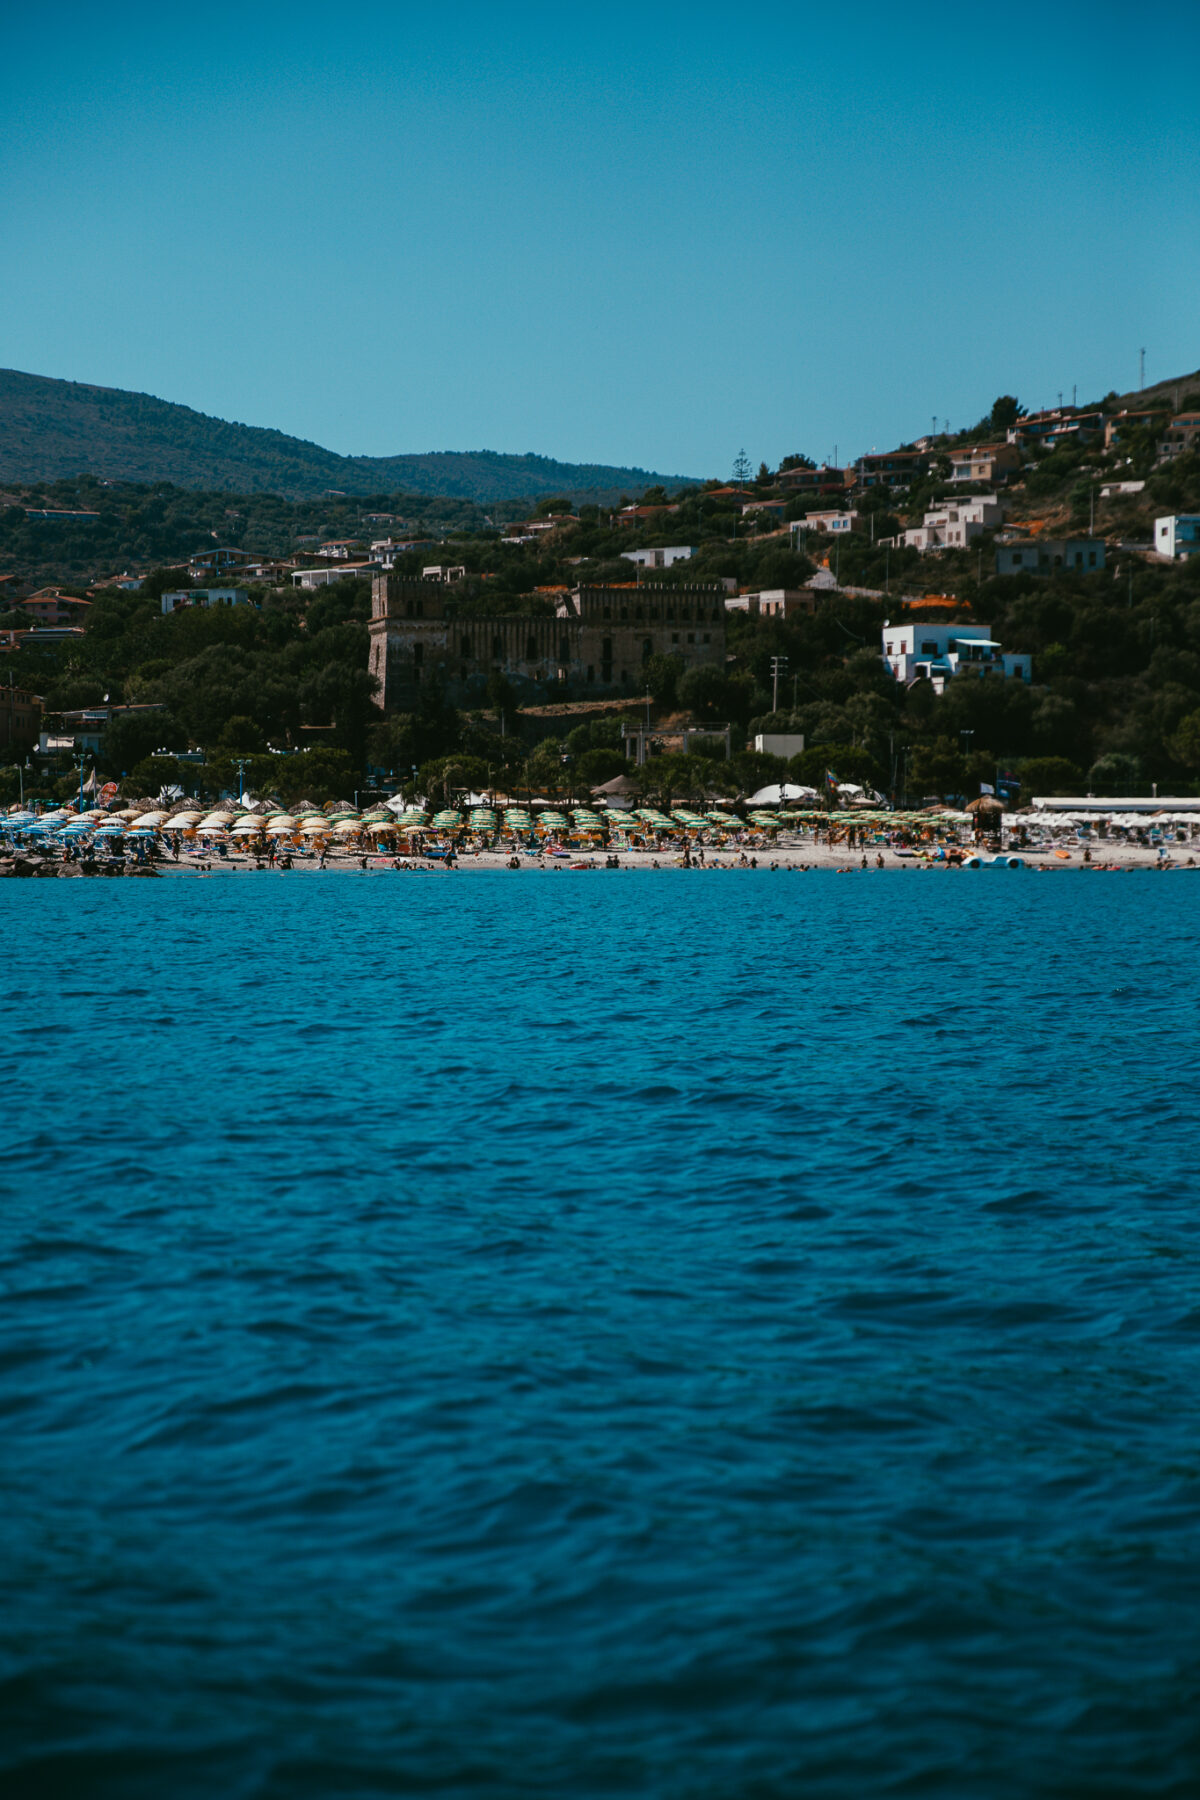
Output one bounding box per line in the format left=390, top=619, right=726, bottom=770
left=147, top=837, right=1199, bottom=875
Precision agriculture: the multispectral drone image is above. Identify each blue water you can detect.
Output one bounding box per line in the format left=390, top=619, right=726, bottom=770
left=3, top=870, right=1200, bottom=1798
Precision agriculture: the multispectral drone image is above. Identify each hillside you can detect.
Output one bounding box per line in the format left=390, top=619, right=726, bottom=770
left=0, top=370, right=694, bottom=504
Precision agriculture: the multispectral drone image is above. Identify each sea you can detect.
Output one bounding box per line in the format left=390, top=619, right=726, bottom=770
left=2, top=869, right=1199, bottom=1798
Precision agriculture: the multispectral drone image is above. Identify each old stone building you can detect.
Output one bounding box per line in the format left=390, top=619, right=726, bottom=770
left=368, top=578, right=726, bottom=711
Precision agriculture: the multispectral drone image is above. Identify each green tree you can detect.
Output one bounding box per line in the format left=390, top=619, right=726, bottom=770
left=731, top=450, right=752, bottom=485
left=218, top=715, right=268, bottom=753
left=988, top=395, right=1026, bottom=434
left=1168, top=710, right=1200, bottom=770
left=100, top=709, right=188, bottom=776
left=677, top=664, right=736, bottom=721
left=1017, top=756, right=1083, bottom=795
left=1087, top=751, right=1144, bottom=795
left=577, top=748, right=626, bottom=786
left=127, top=754, right=188, bottom=795
left=642, top=651, right=684, bottom=708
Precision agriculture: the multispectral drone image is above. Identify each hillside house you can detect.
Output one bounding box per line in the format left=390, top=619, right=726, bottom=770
left=882, top=622, right=1030, bottom=692
left=291, top=565, right=378, bottom=589
left=1007, top=408, right=1104, bottom=448
left=776, top=464, right=850, bottom=496
left=1155, top=516, right=1200, bottom=560
left=949, top=443, right=1022, bottom=484
left=620, top=547, right=698, bottom=569
left=854, top=448, right=931, bottom=490
left=995, top=537, right=1105, bottom=576
left=161, top=588, right=254, bottom=614
left=724, top=589, right=816, bottom=619
left=18, top=589, right=91, bottom=626
left=1104, top=410, right=1168, bottom=448
left=1157, top=414, right=1200, bottom=462
left=0, top=684, right=41, bottom=750
left=315, top=541, right=367, bottom=561
left=791, top=510, right=861, bottom=534
left=898, top=496, right=1004, bottom=553
left=187, top=547, right=254, bottom=578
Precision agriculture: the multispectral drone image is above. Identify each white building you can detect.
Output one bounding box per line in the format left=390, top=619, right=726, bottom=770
left=161, top=587, right=253, bottom=614
left=291, top=565, right=378, bottom=590
left=754, top=733, right=805, bottom=757
left=901, top=496, right=1004, bottom=553
left=724, top=589, right=815, bottom=619
left=789, top=511, right=860, bottom=539
left=620, top=546, right=698, bottom=569
left=882, top=621, right=1031, bottom=692
left=1154, top=515, right=1200, bottom=560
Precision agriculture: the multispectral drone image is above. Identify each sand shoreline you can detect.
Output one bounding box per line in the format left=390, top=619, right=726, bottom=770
left=142, top=840, right=1195, bottom=875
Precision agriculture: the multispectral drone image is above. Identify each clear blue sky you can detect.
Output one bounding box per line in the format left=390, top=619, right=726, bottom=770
left=4, top=0, right=1198, bottom=481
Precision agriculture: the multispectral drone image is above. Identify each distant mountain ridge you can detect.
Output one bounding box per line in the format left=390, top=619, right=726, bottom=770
left=0, top=369, right=695, bottom=503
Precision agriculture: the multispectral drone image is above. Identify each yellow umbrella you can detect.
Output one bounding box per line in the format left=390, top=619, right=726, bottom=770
left=299, top=821, right=330, bottom=836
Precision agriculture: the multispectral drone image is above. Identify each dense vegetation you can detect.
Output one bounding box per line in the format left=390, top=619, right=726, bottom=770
left=7, top=387, right=1200, bottom=807
left=0, top=369, right=692, bottom=502
left=0, top=477, right=490, bottom=583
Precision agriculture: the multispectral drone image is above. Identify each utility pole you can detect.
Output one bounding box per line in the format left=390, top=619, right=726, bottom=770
left=1140, top=348, right=1146, bottom=390
left=235, top=756, right=248, bottom=802
left=770, top=655, right=788, bottom=714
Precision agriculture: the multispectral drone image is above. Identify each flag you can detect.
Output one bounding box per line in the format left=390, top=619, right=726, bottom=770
left=980, top=782, right=995, bottom=795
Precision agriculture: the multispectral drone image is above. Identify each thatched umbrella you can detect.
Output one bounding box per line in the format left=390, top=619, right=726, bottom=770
left=967, top=794, right=1006, bottom=837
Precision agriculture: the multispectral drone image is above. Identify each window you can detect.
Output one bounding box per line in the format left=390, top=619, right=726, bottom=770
left=642, top=639, right=652, bottom=662
left=921, top=640, right=938, bottom=655
left=587, top=666, right=595, bottom=683
left=687, top=633, right=695, bottom=644
left=492, top=636, right=502, bottom=660
left=526, top=636, right=538, bottom=659
left=1088, top=552, right=1097, bottom=567
left=672, top=633, right=680, bottom=644
left=412, top=643, right=423, bottom=667
left=560, top=638, right=570, bottom=663
left=703, top=633, right=710, bottom=643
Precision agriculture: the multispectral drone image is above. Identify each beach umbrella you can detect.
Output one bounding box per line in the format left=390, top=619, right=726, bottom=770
left=299, top=821, right=329, bottom=836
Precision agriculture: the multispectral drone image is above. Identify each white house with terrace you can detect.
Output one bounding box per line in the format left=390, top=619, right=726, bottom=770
left=897, top=496, right=1005, bottom=553
left=882, top=621, right=1031, bottom=693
